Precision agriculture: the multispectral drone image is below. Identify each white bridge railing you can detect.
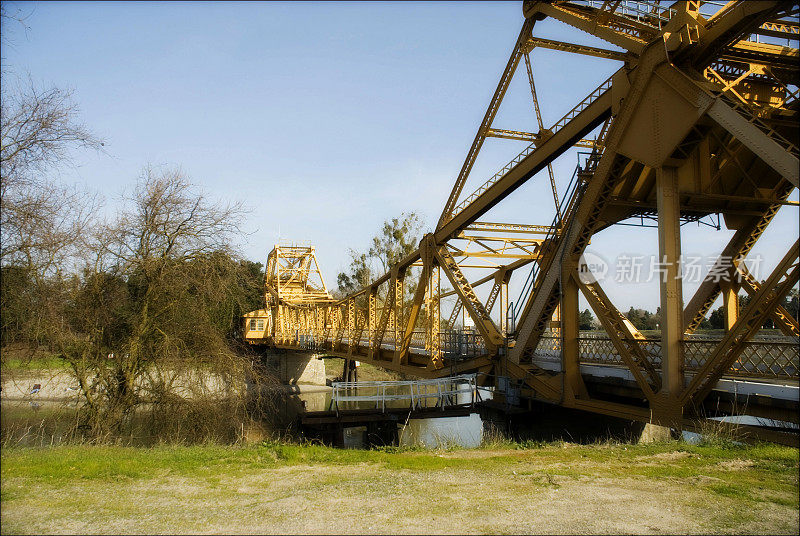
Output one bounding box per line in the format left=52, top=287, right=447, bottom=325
left=331, top=374, right=478, bottom=412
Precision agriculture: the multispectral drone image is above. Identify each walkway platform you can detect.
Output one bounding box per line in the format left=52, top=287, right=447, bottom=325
left=299, top=374, right=479, bottom=447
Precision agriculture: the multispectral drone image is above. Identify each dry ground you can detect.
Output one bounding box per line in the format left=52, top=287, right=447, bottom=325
left=1, top=441, right=797, bottom=534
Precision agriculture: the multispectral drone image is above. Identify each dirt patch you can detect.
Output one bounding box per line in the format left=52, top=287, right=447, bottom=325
left=717, top=459, right=754, bottom=471
left=651, top=451, right=693, bottom=460
left=1, top=371, right=78, bottom=401
left=2, top=443, right=797, bottom=535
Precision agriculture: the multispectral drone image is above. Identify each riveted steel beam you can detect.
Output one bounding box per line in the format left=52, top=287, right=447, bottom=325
left=438, top=19, right=535, bottom=230
left=436, top=246, right=504, bottom=351
left=681, top=240, right=799, bottom=409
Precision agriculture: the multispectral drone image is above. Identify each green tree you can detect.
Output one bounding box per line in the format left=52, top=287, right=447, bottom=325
left=336, top=212, right=424, bottom=301
left=578, top=309, right=595, bottom=330
left=625, top=307, right=645, bottom=330
left=368, top=212, right=423, bottom=274
left=336, top=251, right=372, bottom=297
left=708, top=306, right=725, bottom=329
left=704, top=293, right=787, bottom=331
left=0, top=265, right=33, bottom=345
left=624, top=307, right=660, bottom=331
left=786, top=288, right=799, bottom=323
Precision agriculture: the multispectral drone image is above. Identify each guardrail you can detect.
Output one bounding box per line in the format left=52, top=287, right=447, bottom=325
left=510, top=118, right=610, bottom=328
left=581, top=0, right=677, bottom=27
left=331, top=373, right=478, bottom=412
left=531, top=332, right=799, bottom=380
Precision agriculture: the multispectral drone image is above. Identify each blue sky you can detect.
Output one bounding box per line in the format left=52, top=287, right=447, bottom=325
left=3, top=1, right=797, bottom=312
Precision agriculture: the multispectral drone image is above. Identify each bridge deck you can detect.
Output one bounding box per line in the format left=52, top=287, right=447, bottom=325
left=300, top=405, right=475, bottom=426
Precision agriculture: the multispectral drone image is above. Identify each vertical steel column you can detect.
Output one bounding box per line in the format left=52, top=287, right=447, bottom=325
left=275, top=306, right=282, bottom=342
left=657, top=166, right=685, bottom=401
left=549, top=303, right=561, bottom=335
left=428, top=265, right=442, bottom=369
left=561, top=265, right=587, bottom=399
left=347, top=298, right=355, bottom=355
left=393, top=269, right=405, bottom=359
left=499, top=279, right=509, bottom=336
left=367, top=289, right=377, bottom=360
left=721, top=281, right=739, bottom=332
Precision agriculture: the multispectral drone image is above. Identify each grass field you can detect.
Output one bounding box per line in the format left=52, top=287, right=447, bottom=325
left=1, top=345, right=69, bottom=372
left=1, top=440, right=797, bottom=534
left=325, top=358, right=405, bottom=382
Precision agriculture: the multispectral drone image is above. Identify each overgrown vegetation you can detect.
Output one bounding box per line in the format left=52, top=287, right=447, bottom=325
left=0, top=166, right=272, bottom=440
left=622, top=291, right=800, bottom=332
left=1, top=10, right=272, bottom=442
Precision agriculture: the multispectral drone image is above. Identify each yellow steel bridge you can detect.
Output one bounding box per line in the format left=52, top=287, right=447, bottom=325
left=244, top=1, right=799, bottom=445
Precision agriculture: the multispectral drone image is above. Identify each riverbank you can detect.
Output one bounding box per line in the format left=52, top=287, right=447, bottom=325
left=2, top=441, right=797, bottom=534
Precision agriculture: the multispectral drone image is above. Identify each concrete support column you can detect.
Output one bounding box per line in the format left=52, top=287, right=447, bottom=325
left=656, top=166, right=685, bottom=405
left=342, top=358, right=357, bottom=383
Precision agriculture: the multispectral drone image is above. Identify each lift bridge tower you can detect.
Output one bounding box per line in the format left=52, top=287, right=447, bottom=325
left=243, top=244, right=335, bottom=345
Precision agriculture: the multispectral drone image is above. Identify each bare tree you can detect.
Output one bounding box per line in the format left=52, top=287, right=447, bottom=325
left=1, top=10, right=271, bottom=443
left=1, top=80, right=103, bottom=274
left=55, top=167, right=272, bottom=438
left=1, top=4, right=31, bottom=57
left=102, top=167, right=243, bottom=269
left=1, top=20, right=104, bottom=349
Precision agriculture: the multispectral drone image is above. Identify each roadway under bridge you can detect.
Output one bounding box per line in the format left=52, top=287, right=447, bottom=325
left=244, top=1, right=800, bottom=446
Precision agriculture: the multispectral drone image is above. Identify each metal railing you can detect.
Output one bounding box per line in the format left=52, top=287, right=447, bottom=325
left=441, top=330, right=487, bottom=360
left=531, top=332, right=799, bottom=380
left=715, top=90, right=799, bottom=157
left=331, top=373, right=478, bottom=412
left=579, top=0, right=677, bottom=26
left=510, top=117, right=610, bottom=328
left=509, top=156, right=585, bottom=326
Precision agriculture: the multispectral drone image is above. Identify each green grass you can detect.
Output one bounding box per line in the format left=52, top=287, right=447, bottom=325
left=2, top=440, right=798, bottom=534
left=1, top=355, right=70, bottom=371
left=5, top=440, right=795, bottom=481
left=325, top=357, right=404, bottom=381
left=1, top=344, right=71, bottom=371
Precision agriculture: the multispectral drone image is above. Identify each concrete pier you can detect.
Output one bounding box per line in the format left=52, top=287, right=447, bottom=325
left=261, top=350, right=327, bottom=386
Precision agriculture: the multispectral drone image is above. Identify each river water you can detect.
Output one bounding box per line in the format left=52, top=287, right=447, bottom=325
left=0, top=380, right=487, bottom=448
left=3, top=380, right=793, bottom=449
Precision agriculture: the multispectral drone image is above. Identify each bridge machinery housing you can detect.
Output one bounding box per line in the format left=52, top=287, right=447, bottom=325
left=244, top=1, right=800, bottom=445
left=243, top=245, right=335, bottom=342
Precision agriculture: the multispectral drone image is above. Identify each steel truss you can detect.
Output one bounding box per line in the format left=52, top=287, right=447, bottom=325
left=245, top=1, right=799, bottom=445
